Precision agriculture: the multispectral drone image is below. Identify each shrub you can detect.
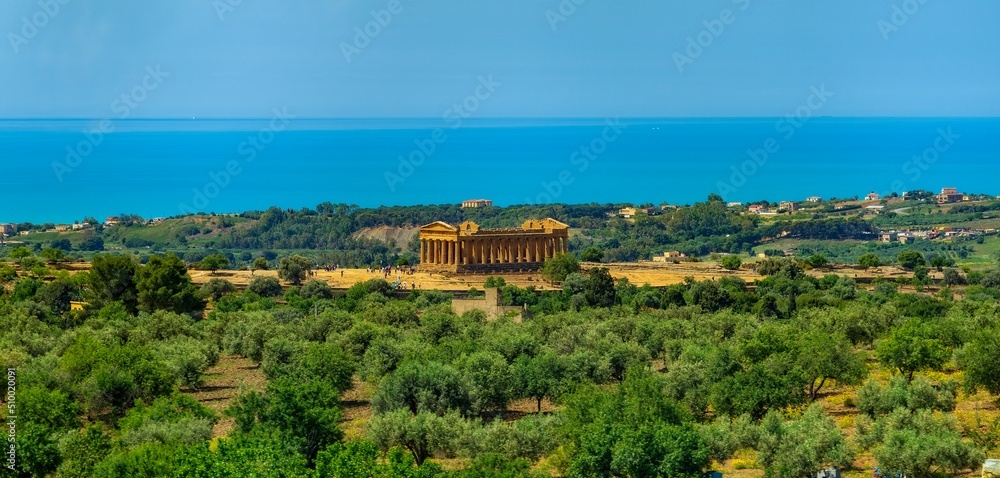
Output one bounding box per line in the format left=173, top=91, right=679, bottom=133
left=721, top=255, right=742, bottom=271
left=201, top=278, right=236, bottom=301
left=300, top=279, right=334, bottom=300
left=247, top=277, right=282, bottom=297
left=372, top=361, right=472, bottom=416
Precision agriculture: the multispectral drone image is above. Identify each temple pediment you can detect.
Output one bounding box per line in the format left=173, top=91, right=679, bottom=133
left=420, top=221, right=458, bottom=233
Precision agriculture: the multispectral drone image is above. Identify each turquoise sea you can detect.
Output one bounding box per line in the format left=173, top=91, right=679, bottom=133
left=1, top=117, right=998, bottom=223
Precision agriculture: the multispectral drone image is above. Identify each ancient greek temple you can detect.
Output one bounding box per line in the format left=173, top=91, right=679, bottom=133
left=418, top=218, right=570, bottom=273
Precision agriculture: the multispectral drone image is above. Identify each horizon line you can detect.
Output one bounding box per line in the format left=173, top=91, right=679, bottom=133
left=3, top=115, right=1000, bottom=121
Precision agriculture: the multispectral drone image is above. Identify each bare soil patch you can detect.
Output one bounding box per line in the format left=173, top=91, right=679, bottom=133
left=184, top=355, right=267, bottom=439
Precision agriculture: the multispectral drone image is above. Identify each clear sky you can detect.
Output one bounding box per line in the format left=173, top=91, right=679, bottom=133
left=1, top=0, right=998, bottom=118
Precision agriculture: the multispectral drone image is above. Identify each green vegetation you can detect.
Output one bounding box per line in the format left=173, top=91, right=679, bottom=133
left=3, top=196, right=1000, bottom=476
left=721, top=255, right=742, bottom=270
left=2, top=249, right=997, bottom=476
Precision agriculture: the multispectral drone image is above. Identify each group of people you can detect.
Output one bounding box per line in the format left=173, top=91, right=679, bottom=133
left=321, top=264, right=345, bottom=278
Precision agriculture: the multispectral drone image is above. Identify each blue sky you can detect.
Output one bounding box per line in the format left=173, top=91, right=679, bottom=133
left=1, top=0, right=998, bottom=118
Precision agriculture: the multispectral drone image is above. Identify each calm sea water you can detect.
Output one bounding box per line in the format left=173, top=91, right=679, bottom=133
left=1, top=118, right=998, bottom=223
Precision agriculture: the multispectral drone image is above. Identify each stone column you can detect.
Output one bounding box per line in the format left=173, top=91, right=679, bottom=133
left=451, top=240, right=457, bottom=265
left=502, top=238, right=509, bottom=264
left=420, top=240, right=426, bottom=263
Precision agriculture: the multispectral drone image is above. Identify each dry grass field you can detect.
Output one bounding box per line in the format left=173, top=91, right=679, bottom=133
left=186, top=261, right=920, bottom=292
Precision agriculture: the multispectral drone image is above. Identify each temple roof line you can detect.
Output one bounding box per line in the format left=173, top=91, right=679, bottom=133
left=419, top=218, right=569, bottom=235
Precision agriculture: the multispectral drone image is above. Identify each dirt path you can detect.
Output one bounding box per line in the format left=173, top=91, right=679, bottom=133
left=183, top=355, right=267, bottom=438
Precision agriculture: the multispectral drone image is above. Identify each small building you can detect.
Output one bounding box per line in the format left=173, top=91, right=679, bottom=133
left=652, top=251, right=686, bottom=262
left=880, top=232, right=895, bottom=243
left=865, top=192, right=881, bottom=201
left=0, top=223, right=16, bottom=236
left=898, top=233, right=916, bottom=245
left=866, top=205, right=886, bottom=214
left=104, top=216, right=121, bottom=226
left=452, top=288, right=523, bottom=321
left=461, top=199, right=493, bottom=209
left=937, top=187, right=964, bottom=204
left=70, top=301, right=88, bottom=311
left=72, top=223, right=91, bottom=231
left=806, top=196, right=823, bottom=203
left=779, top=201, right=799, bottom=213
left=659, top=203, right=676, bottom=211
left=53, top=224, right=70, bottom=232
left=748, top=205, right=765, bottom=214
left=619, top=207, right=637, bottom=218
